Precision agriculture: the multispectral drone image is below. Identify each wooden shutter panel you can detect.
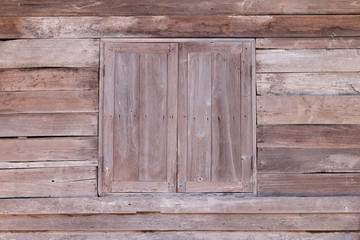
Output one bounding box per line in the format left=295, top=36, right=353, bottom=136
left=178, top=42, right=254, bottom=193
left=102, top=42, right=178, bottom=193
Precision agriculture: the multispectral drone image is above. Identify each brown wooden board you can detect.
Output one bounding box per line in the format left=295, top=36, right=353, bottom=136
left=0, top=68, right=98, bottom=91
left=1, top=16, right=360, bottom=39
left=101, top=41, right=178, bottom=193
left=0, top=232, right=359, bottom=240
left=0, top=213, right=359, bottom=231
left=0, top=39, right=99, bottom=68
left=0, top=90, right=98, bottom=113
left=258, top=148, right=360, bottom=173
left=1, top=196, right=359, bottom=215
left=1, top=0, right=360, bottom=16
left=256, top=37, right=360, bottom=49
left=0, top=167, right=96, bottom=197
left=178, top=41, right=254, bottom=193
left=257, top=125, right=360, bottom=148
left=257, top=49, right=360, bottom=73
left=258, top=173, right=360, bottom=196
left=0, top=113, right=98, bottom=137
left=0, top=137, right=97, bottom=161
left=257, top=96, right=360, bottom=125
left=256, top=72, right=360, bottom=96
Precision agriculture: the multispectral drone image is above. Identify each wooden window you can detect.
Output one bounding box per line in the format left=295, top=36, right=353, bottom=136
left=100, top=39, right=255, bottom=195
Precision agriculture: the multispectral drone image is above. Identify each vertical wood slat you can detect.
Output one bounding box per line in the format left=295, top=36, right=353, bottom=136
left=211, top=52, right=241, bottom=182
left=102, top=41, right=178, bottom=193
left=187, top=53, right=212, bottom=182
left=138, top=53, right=168, bottom=182
left=113, top=54, right=140, bottom=181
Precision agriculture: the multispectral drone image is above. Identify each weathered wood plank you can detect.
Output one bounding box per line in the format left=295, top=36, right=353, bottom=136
left=1, top=196, right=360, bottom=215
left=257, top=49, right=360, bottom=73
left=0, top=213, right=359, bottom=231
left=258, top=173, right=360, bottom=196
left=256, top=72, right=360, bottom=96
left=257, top=125, right=360, bottom=148
left=0, top=137, right=97, bottom=161
left=1, top=0, right=360, bottom=16
left=0, top=232, right=359, bottom=240
left=0, top=39, right=99, bottom=68
left=0, top=167, right=96, bottom=197
left=0, top=161, right=97, bottom=169
left=258, top=148, right=360, bottom=173
left=0, top=68, right=98, bottom=91
left=257, top=96, right=360, bottom=124
left=2, top=16, right=360, bottom=39
left=256, top=37, right=360, bottom=49
left=0, top=113, right=98, bottom=137
left=0, top=90, right=98, bottom=113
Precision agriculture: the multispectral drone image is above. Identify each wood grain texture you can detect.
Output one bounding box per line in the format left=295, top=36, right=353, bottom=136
left=258, top=173, right=360, bottom=196
left=0, top=167, right=96, bottom=197
left=257, top=96, right=360, bottom=124
left=0, top=68, right=98, bottom=91
left=256, top=37, right=360, bottom=49
left=0, top=232, right=359, bottom=240
left=2, top=0, right=360, bottom=16
left=258, top=148, right=360, bottom=173
left=2, top=16, right=360, bottom=39
left=0, top=161, right=97, bottom=169
left=0, top=137, right=97, bottom=161
left=257, top=49, right=360, bottom=73
left=0, top=90, right=98, bottom=113
left=1, top=196, right=359, bottom=215
left=256, top=72, right=360, bottom=96
left=257, top=125, right=360, bottom=148
left=0, top=39, right=99, bottom=68
left=0, top=213, right=359, bottom=231
left=0, top=113, right=98, bottom=137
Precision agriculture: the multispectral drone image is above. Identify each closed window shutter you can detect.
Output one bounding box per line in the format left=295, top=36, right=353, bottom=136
left=102, top=42, right=178, bottom=193
left=177, top=42, right=253, bottom=193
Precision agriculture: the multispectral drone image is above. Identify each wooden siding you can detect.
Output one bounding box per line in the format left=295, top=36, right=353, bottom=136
left=256, top=38, right=360, bottom=196
left=1, top=16, right=360, bottom=39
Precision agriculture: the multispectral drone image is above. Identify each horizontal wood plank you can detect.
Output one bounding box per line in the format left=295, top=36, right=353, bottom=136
left=0, top=113, right=98, bottom=137
left=257, top=49, right=360, bottom=73
left=0, top=68, right=98, bottom=91
left=0, top=213, right=358, bottom=231
left=258, top=173, right=360, bottom=196
left=257, top=96, right=360, bottom=124
left=1, top=15, right=360, bottom=39
left=258, top=148, right=360, bottom=173
left=0, top=137, right=97, bottom=161
left=0, top=90, right=98, bottom=113
left=256, top=72, right=360, bottom=96
left=1, top=0, right=360, bottom=16
left=0, top=39, right=99, bottom=68
left=256, top=37, right=360, bottom=49
left=0, top=161, right=97, bottom=169
left=257, top=125, right=360, bottom=148
left=0, top=167, right=96, bottom=197
left=1, top=196, right=359, bottom=214
left=0, top=232, right=358, bottom=240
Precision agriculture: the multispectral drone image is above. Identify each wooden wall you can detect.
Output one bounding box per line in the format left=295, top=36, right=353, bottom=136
left=0, top=0, right=360, bottom=238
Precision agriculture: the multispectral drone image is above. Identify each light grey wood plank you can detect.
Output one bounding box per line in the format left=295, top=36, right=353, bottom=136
left=0, top=68, right=98, bottom=91
left=256, top=72, right=360, bottom=96
left=0, top=161, right=97, bottom=169
left=187, top=53, right=212, bottom=183
left=0, top=39, right=99, bottom=68
left=138, top=53, right=168, bottom=182
left=0, top=113, right=98, bottom=137
left=0, top=90, right=98, bottom=113
left=257, top=96, right=360, bottom=124
left=113, top=53, right=140, bottom=182
left=0, top=137, right=97, bottom=161
left=257, top=49, right=360, bottom=73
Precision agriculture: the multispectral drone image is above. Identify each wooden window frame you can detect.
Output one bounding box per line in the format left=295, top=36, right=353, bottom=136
left=98, top=38, right=256, bottom=196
